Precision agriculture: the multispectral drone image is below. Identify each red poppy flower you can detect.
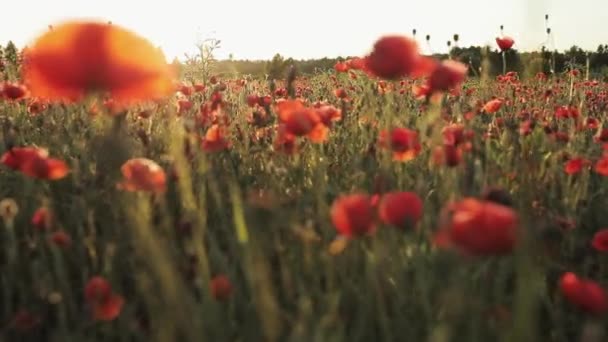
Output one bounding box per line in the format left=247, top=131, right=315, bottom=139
left=594, top=158, right=608, bottom=176
left=177, top=84, right=193, bottom=96
left=496, top=37, right=515, bottom=51
left=560, top=272, right=608, bottom=315
left=50, top=230, right=72, bottom=248
left=1, top=82, right=28, bottom=100
left=276, top=100, right=327, bottom=143
left=274, top=124, right=298, bottom=155
left=117, top=158, right=166, bottom=193
left=378, top=192, right=423, bottom=229
left=433, top=145, right=463, bottom=167
left=1, top=147, right=69, bottom=180
left=482, top=99, right=503, bottom=113
left=334, top=62, right=349, bottom=73
left=85, top=276, right=124, bottom=321
left=346, top=57, right=366, bottom=70
left=201, top=124, right=230, bottom=152
left=564, top=158, right=589, bottom=175
left=210, top=275, right=233, bottom=301
left=32, top=207, right=53, bottom=231
left=193, top=83, right=206, bottom=93
left=27, top=99, right=47, bottom=115
left=555, top=106, right=579, bottom=120
left=334, top=88, right=348, bottom=99
left=592, top=229, right=608, bottom=252
left=92, top=294, right=125, bottom=321
left=365, top=36, right=421, bottom=79
left=426, top=60, right=468, bottom=93
left=412, top=84, right=431, bottom=100
left=378, top=128, right=422, bottom=162
left=246, top=94, right=259, bottom=107
left=436, top=198, right=518, bottom=256
left=22, top=21, right=174, bottom=103
left=316, top=105, right=342, bottom=127
left=19, top=155, right=69, bottom=180
left=177, top=99, right=193, bottom=114
left=10, top=309, right=40, bottom=332
left=330, top=194, right=376, bottom=237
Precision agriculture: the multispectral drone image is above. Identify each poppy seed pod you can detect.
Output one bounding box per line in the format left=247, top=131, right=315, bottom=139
left=453, top=34, right=459, bottom=42
left=426, top=35, right=431, bottom=42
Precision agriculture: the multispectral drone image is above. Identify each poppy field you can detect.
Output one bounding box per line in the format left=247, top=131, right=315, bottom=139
left=1, top=21, right=608, bottom=341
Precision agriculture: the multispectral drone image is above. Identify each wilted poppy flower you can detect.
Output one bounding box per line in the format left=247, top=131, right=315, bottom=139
left=210, top=275, right=233, bottom=301
left=496, top=37, right=515, bottom=51
left=564, top=158, right=589, bottom=175
left=482, top=99, right=503, bottom=113
left=436, top=198, right=518, bottom=256
left=592, top=229, right=608, bottom=252
left=378, top=192, right=423, bottom=229
left=330, top=194, right=376, bottom=237
left=22, top=21, right=174, bottom=103
left=378, top=128, right=422, bottom=162
left=201, top=124, right=230, bottom=152
left=365, top=36, right=421, bottom=79
left=426, top=60, right=468, bottom=93
left=560, top=272, right=608, bottom=315
left=1, top=147, right=69, bottom=180
left=84, top=276, right=125, bottom=321
left=117, top=158, right=166, bottom=193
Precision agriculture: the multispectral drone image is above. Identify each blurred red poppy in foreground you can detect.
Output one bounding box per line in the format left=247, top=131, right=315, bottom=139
left=331, top=194, right=376, bottom=237
left=426, top=60, right=468, bottom=93
left=365, top=36, right=421, bottom=80
left=496, top=37, right=515, bottom=52
left=1, top=147, right=69, bottom=180
left=84, top=276, right=124, bottom=321
left=560, top=272, right=608, bottom=315
left=378, top=192, right=423, bottom=229
left=117, top=158, right=166, bottom=193
left=22, top=21, right=174, bottom=103
left=435, top=198, right=518, bottom=256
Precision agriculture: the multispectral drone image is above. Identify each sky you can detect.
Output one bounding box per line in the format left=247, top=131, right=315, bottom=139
left=2, top=0, right=607, bottom=61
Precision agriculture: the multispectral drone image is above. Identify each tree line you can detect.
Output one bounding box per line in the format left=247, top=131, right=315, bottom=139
left=3, top=40, right=608, bottom=81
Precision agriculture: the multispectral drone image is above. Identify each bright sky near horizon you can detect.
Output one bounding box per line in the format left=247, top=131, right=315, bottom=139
left=2, top=0, right=607, bottom=61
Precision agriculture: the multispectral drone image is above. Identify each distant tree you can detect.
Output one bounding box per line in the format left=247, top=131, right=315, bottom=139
left=265, top=53, right=287, bottom=80
left=4, top=41, right=18, bottom=66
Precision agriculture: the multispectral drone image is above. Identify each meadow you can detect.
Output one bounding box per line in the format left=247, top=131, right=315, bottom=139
left=0, top=22, right=608, bottom=342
